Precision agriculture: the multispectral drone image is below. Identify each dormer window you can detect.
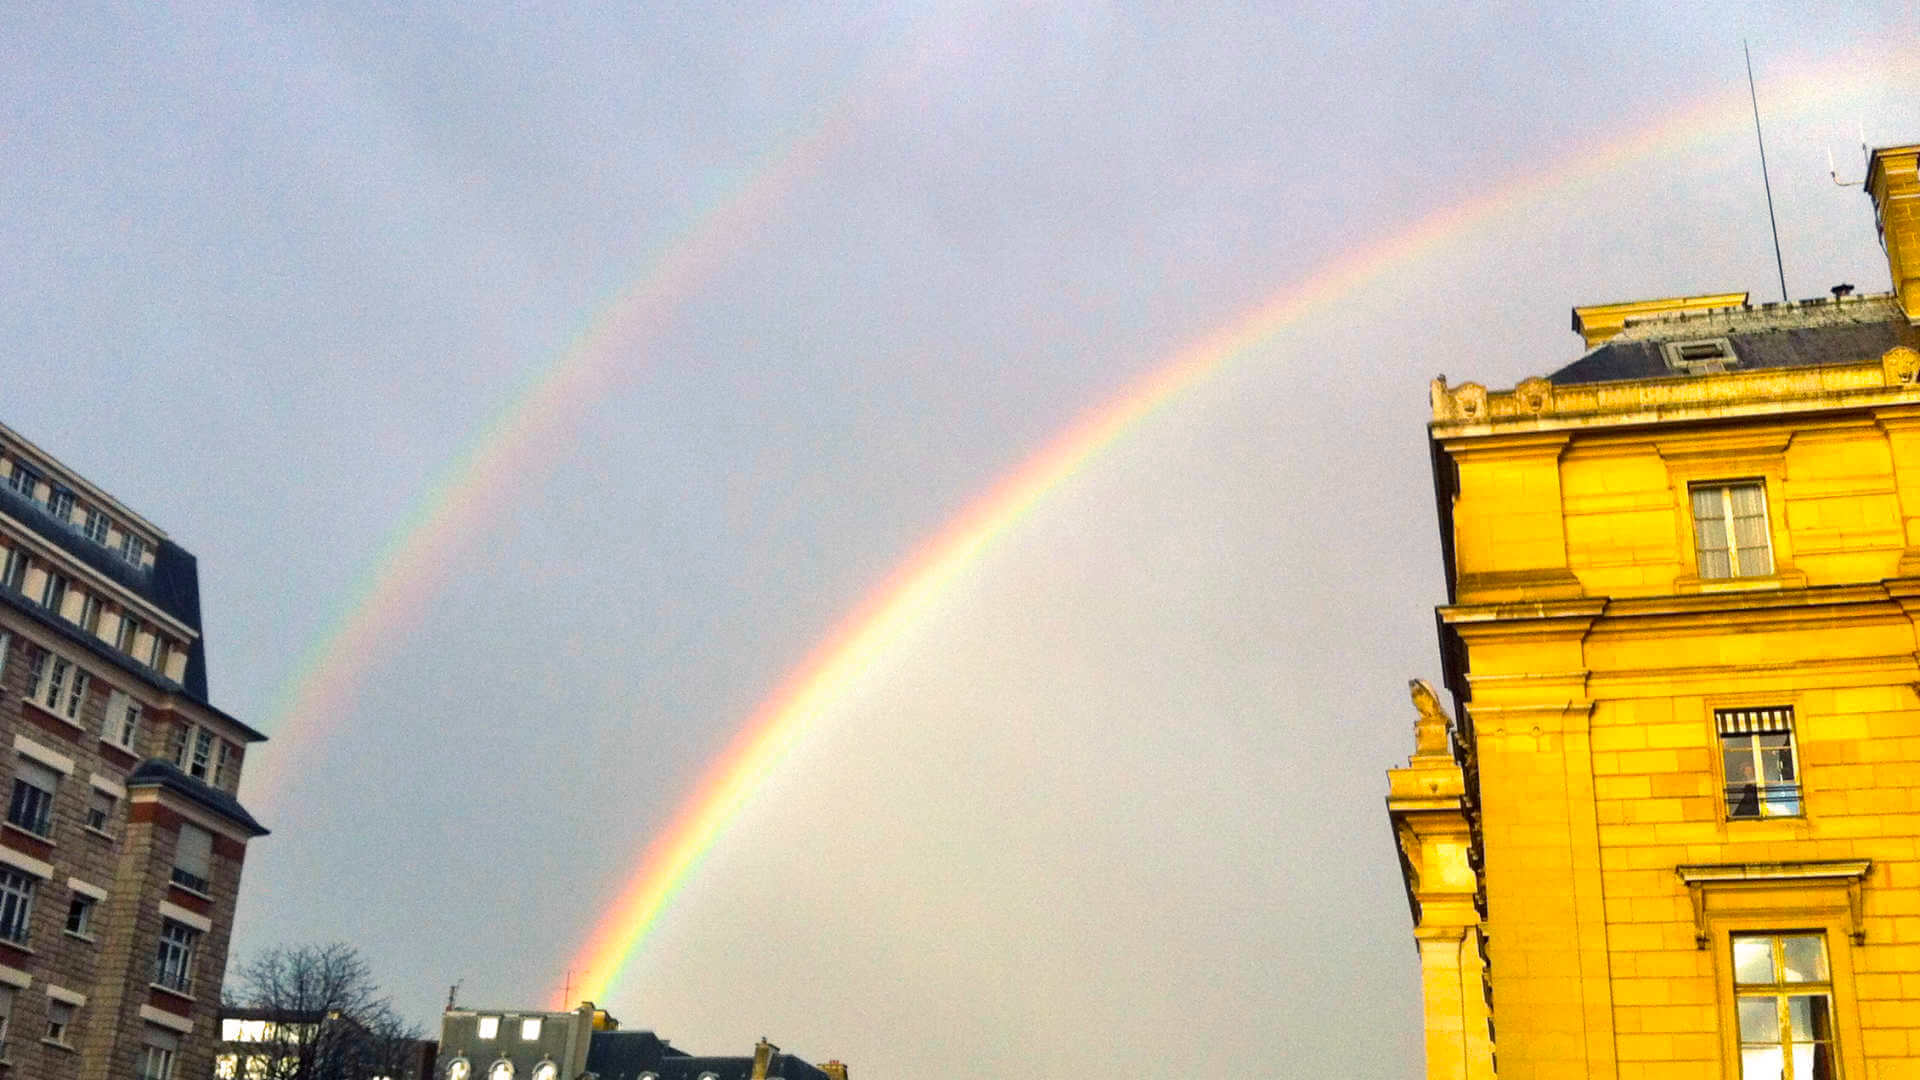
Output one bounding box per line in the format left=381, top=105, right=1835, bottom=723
left=1662, top=337, right=1738, bottom=375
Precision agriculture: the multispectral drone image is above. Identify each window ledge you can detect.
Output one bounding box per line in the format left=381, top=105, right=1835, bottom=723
left=148, top=983, right=194, bottom=1003
left=97, top=738, right=135, bottom=756
left=0, top=942, right=36, bottom=956
left=38, top=1039, right=74, bottom=1053
left=0, top=824, right=52, bottom=848
left=62, top=930, right=94, bottom=944
left=168, top=881, right=212, bottom=903
left=82, top=826, right=113, bottom=843
left=15, top=699, right=85, bottom=734
left=1676, top=859, right=1872, bottom=947
left=1675, top=569, right=1809, bottom=594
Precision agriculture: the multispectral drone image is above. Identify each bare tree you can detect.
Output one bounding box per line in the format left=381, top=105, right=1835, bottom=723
left=224, top=942, right=425, bottom=1080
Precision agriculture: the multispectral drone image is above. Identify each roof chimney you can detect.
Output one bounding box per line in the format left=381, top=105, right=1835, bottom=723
left=1867, top=144, right=1920, bottom=323
left=1571, top=293, right=1750, bottom=348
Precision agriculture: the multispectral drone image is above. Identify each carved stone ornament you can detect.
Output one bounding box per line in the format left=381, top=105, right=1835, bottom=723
left=1514, top=376, right=1553, bottom=414
left=1883, top=346, right=1920, bottom=387
left=1408, top=678, right=1452, bottom=756
left=1430, top=377, right=1487, bottom=421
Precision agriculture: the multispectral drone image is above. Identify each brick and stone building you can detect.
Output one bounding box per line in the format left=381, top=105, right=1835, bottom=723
left=0, top=421, right=267, bottom=1078
left=1390, top=142, right=1920, bottom=1079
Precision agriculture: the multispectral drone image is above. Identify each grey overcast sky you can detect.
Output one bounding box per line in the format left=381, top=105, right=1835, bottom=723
left=6, top=3, right=1920, bottom=1076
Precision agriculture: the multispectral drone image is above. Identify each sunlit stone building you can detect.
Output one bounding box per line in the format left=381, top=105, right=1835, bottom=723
left=1390, top=143, right=1920, bottom=1080
left=0, top=422, right=267, bottom=1078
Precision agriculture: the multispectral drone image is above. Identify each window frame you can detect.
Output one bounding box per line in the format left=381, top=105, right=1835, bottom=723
left=102, top=690, right=140, bottom=754
left=26, top=647, right=89, bottom=725
left=1690, top=479, right=1774, bottom=580
left=0, top=870, right=36, bottom=947
left=152, top=919, right=198, bottom=994
left=1717, top=706, right=1803, bottom=821
left=80, top=509, right=108, bottom=545
left=64, top=893, right=95, bottom=940
left=171, top=823, right=212, bottom=895
left=6, top=758, right=58, bottom=838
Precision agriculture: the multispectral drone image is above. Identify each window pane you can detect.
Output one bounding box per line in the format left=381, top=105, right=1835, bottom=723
left=1782, top=937, right=1829, bottom=983
left=1736, top=544, right=1771, bottom=577
left=1693, top=486, right=1727, bottom=521
left=1740, top=1046, right=1784, bottom=1080
left=1801, top=1042, right=1837, bottom=1080
left=1699, top=547, right=1733, bottom=578
left=1737, top=996, right=1779, bottom=1041
left=1733, top=938, right=1774, bottom=984
left=1729, top=483, right=1766, bottom=516
left=1788, top=993, right=1834, bottom=1038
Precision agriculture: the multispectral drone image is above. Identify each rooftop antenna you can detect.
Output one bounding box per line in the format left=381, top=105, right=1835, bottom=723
left=1744, top=40, right=1789, bottom=302
left=1831, top=120, right=1868, bottom=187
left=447, top=980, right=462, bottom=1011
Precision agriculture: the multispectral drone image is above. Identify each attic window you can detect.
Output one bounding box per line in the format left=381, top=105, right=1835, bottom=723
left=1662, top=337, right=1738, bottom=375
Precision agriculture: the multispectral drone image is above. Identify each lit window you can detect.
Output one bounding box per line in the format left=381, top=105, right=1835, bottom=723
left=477, top=1016, right=499, bottom=1040
left=172, top=823, right=212, bottom=894
left=153, top=919, right=198, bottom=993
left=87, top=786, right=117, bottom=834
left=1691, top=481, right=1772, bottom=579
left=7, top=759, right=59, bottom=838
left=81, top=509, right=108, bottom=544
left=27, top=649, right=89, bottom=724
left=65, top=894, right=95, bottom=938
left=1718, top=708, right=1802, bottom=819
left=45, top=999, right=74, bottom=1044
left=45, top=488, right=73, bottom=522
left=39, top=572, right=67, bottom=614
left=1734, top=932, right=1837, bottom=1079
left=7, top=463, right=38, bottom=499
left=0, top=869, right=36, bottom=945
left=103, top=691, right=140, bottom=753
left=520, top=1017, right=542, bottom=1040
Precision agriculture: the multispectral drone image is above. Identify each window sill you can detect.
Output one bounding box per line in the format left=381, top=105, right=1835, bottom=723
left=83, top=826, right=114, bottom=843
left=62, top=930, right=94, bottom=944
left=97, top=737, right=136, bottom=757
left=0, top=941, right=36, bottom=956
left=15, top=699, right=86, bottom=734
left=1675, top=568, right=1808, bottom=594
left=38, top=1039, right=74, bottom=1053
left=149, top=982, right=194, bottom=1001
left=0, top=823, right=53, bottom=848
left=168, top=880, right=212, bottom=902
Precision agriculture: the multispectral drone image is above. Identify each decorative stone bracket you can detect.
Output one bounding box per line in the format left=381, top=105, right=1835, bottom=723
left=1675, top=860, right=1872, bottom=948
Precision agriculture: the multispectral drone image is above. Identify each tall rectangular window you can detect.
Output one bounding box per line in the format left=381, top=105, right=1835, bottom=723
left=6, top=759, right=59, bottom=838
left=0, top=549, right=23, bottom=593
left=172, top=823, right=212, bottom=894
left=103, top=691, right=140, bottom=752
left=1718, top=707, right=1802, bottom=819
left=80, top=509, right=108, bottom=544
left=119, top=533, right=145, bottom=566
left=116, top=615, right=141, bottom=656
left=1692, top=481, right=1773, bottom=579
left=1734, top=932, right=1837, bottom=1079
left=44, top=488, right=72, bottom=522
left=38, top=572, right=66, bottom=614
left=0, top=870, right=36, bottom=945
left=153, top=919, right=198, bottom=992
left=6, top=463, right=38, bottom=499
left=140, top=1027, right=179, bottom=1079
left=76, top=593, right=100, bottom=634
left=44, top=999, right=73, bottom=1045
left=85, top=787, right=116, bottom=834
left=28, top=650, right=89, bottom=723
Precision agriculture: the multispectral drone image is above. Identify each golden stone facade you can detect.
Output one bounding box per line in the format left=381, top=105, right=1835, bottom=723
left=1391, top=144, right=1920, bottom=1080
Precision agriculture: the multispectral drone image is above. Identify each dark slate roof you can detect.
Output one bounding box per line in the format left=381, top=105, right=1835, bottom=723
left=0, top=588, right=264, bottom=741
left=127, top=758, right=270, bottom=836
left=586, top=1032, right=829, bottom=1080
left=1550, top=295, right=1911, bottom=386
left=0, top=481, right=214, bottom=701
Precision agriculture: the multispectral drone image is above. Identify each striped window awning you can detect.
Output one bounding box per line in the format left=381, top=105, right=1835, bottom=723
left=1715, top=707, right=1794, bottom=735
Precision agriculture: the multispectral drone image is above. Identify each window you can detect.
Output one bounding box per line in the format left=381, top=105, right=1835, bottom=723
left=172, top=823, right=212, bottom=894
left=0, top=870, right=35, bottom=946
left=86, top=787, right=116, bottom=834
left=1692, top=481, right=1772, bottom=579
left=189, top=728, right=213, bottom=781
left=0, top=550, right=22, bottom=593
left=116, top=615, right=141, bottom=655
left=145, top=635, right=164, bottom=671
left=120, top=532, right=145, bottom=566
left=153, top=919, right=198, bottom=992
left=214, top=741, right=236, bottom=791
left=477, top=1016, right=499, bottom=1039
left=44, top=999, right=73, bottom=1045
left=103, top=690, right=140, bottom=752
left=38, top=572, right=66, bottom=614
left=140, top=1027, right=179, bottom=1079
left=65, top=894, right=94, bottom=938
left=76, top=593, right=100, bottom=634
left=1734, top=932, right=1837, bottom=1079
left=0, top=986, right=12, bottom=1061
left=520, top=1017, right=542, bottom=1040
left=81, top=509, right=107, bottom=544
left=7, top=759, right=58, bottom=838
left=6, top=463, right=37, bottom=499
left=1719, top=708, right=1802, bottom=819
left=44, top=488, right=72, bottom=522
left=27, top=649, right=89, bottom=724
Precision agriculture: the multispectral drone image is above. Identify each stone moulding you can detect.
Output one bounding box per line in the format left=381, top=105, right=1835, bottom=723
left=1430, top=348, right=1920, bottom=432
left=1675, top=859, right=1872, bottom=948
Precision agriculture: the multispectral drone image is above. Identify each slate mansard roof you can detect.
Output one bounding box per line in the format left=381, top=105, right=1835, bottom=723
left=1550, top=293, right=1916, bottom=387
left=586, top=1031, right=833, bottom=1080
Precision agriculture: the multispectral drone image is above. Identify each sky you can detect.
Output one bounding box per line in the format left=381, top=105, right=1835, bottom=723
left=5, top=3, right=1920, bottom=1076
